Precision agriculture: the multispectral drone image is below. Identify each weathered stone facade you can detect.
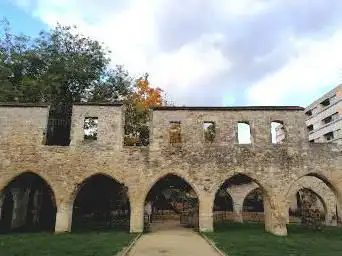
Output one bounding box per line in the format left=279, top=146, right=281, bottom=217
left=1, top=103, right=342, bottom=236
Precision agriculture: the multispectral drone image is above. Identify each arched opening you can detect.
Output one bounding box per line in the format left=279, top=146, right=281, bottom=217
left=213, top=188, right=234, bottom=223
left=288, top=188, right=326, bottom=225
left=286, top=174, right=341, bottom=229
left=144, top=174, right=199, bottom=232
left=72, top=174, right=130, bottom=232
left=213, top=174, right=268, bottom=229
left=0, top=172, right=56, bottom=233
left=242, top=188, right=264, bottom=222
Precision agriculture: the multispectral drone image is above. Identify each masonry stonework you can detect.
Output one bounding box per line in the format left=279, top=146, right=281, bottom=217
left=0, top=104, right=342, bottom=236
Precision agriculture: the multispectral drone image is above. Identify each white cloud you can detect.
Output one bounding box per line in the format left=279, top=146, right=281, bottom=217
left=247, top=31, right=342, bottom=106
left=149, top=33, right=231, bottom=104
left=11, top=0, right=342, bottom=106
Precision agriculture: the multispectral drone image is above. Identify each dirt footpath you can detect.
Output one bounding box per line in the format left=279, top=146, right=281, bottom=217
left=127, top=228, right=221, bottom=256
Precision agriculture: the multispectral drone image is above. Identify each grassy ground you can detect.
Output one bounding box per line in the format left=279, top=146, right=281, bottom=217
left=0, top=230, right=137, bottom=256
left=206, top=222, right=342, bottom=256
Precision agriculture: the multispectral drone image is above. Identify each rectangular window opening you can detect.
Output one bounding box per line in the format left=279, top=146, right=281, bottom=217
left=203, top=121, right=216, bottom=142
left=169, top=121, right=181, bottom=143
left=305, top=110, right=312, bottom=117
left=84, top=117, right=98, bottom=140
left=307, top=124, right=314, bottom=132
left=320, top=98, right=330, bottom=107
left=322, top=116, right=333, bottom=124
left=237, top=122, right=251, bottom=144
left=324, top=131, right=334, bottom=141
left=271, top=121, right=285, bottom=144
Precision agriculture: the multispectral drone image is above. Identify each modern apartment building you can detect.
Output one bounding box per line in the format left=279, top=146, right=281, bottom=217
left=304, top=84, right=342, bottom=144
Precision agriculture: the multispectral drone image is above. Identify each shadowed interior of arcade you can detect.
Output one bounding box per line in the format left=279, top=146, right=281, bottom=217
left=0, top=172, right=56, bottom=234
left=71, top=174, right=130, bottom=232
left=144, top=174, right=199, bottom=232
left=213, top=174, right=265, bottom=225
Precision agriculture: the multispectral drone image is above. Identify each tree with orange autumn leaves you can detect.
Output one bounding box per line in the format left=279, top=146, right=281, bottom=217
left=124, top=73, right=168, bottom=146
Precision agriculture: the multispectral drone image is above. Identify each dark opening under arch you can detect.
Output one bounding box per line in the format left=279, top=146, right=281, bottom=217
left=72, top=174, right=130, bottom=232
left=0, top=172, right=56, bottom=233
left=144, top=174, right=199, bottom=231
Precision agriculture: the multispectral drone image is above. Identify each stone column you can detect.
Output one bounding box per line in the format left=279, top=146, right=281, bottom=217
left=232, top=200, right=244, bottom=223
left=199, top=195, right=213, bottom=232
left=129, top=199, right=144, bottom=233
left=55, top=202, right=73, bottom=233
left=264, top=195, right=287, bottom=236
left=11, top=188, right=29, bottom=229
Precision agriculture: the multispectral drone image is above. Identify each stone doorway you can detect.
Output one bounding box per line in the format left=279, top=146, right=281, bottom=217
left=144, top=174, right=199, bottom=232
left=0, top=172, right=56, bottom=234
left=72, top=174, right=130, bottom=232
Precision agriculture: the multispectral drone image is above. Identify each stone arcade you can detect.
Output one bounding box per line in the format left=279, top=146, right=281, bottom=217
left=0, top=103, right=341, bottom=236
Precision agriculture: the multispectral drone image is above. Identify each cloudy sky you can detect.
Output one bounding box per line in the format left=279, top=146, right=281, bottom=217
left=2, top=0, right=342, bottom=107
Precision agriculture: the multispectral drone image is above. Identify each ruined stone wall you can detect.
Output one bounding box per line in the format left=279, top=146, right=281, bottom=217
left=0, top=104, right=342, bottom=236
left=0, top=103, right=49, bottom=146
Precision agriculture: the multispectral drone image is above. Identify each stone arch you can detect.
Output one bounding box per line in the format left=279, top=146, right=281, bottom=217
left=227, top=182, right=259, bottom=223
left=212, top=172, right=287, bottom=236
left=142, top=172, right=202, bottom=204
left=68, top=172, right=128, bottom=206
left=242, top=187, right=265, bottom=222
left=285, top=175, right=337, bottom=226
left=0, top=171, right=57, bottom=233
left=142, top=172, right=200, bottom=231
left=0, top=171, right=57, bottom=204
left=70, top=172, right=130, bottom=231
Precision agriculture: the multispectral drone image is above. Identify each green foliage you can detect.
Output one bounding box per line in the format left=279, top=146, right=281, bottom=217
left=207, top=222, right=342, bottom=256
left=0, top=18, right=170, bottom=146
left=0, top=231, right=137, bottom=256
left=298, top=189, right=324, bottom=230
left=0, top=18, right=138, bottom=145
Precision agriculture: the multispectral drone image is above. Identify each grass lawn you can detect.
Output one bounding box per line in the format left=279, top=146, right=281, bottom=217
left=205, top=222, right=342, bottom=256
left=0, top=230, right=137, bottom=256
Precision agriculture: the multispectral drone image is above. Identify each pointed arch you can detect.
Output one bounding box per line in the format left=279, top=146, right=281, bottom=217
left=71, top=173, right=130, bottom=231
left=142, top=172, right=200, bottom=231
left=0, top=171, right=57, bottom=233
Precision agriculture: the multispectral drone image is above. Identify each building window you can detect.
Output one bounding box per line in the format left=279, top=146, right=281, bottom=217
left=309, top=139, right=315, bottom=143
left=305, top=110, right=312, bottom=117
left=320, top=98, right=330, bottom=107
left=322, top=116, right=333, bottom=124
left=203, top=121, right=216, bottom=142
left=271, top=121, right=285, bottom=144
left=169, top=121, right=181, bottom=143
left=84, top=117, right=98, bottom=140
left=323, top=131, right=334, bottom=141
left=237, top=122, right=251, bottom=144
left=307, top=124, right=314, bottom=132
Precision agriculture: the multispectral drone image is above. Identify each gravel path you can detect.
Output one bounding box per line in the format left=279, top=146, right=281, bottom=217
left=128, top=227, right=220, bottom=256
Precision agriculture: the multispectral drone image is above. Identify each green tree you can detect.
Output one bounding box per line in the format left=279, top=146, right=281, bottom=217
left=0, top=18, right=170, bottom=146
left=0, top=19, right=133, bottom=145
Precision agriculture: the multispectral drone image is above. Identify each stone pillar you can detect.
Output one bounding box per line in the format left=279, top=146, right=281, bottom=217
left=326, top=209, right=337, bottom=226
left=129, top=199, right=144, bottom=233
left=233, top=201, right=244, bottom=223
left=10, top=188, right=29, bottom=229
left=264, top=195, right=287, bottom=236
left=227, top=182, right=259, bottom=223
left=199, top=196, right=213, bottom=232
left=55, top=202, right=73, bottom=233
